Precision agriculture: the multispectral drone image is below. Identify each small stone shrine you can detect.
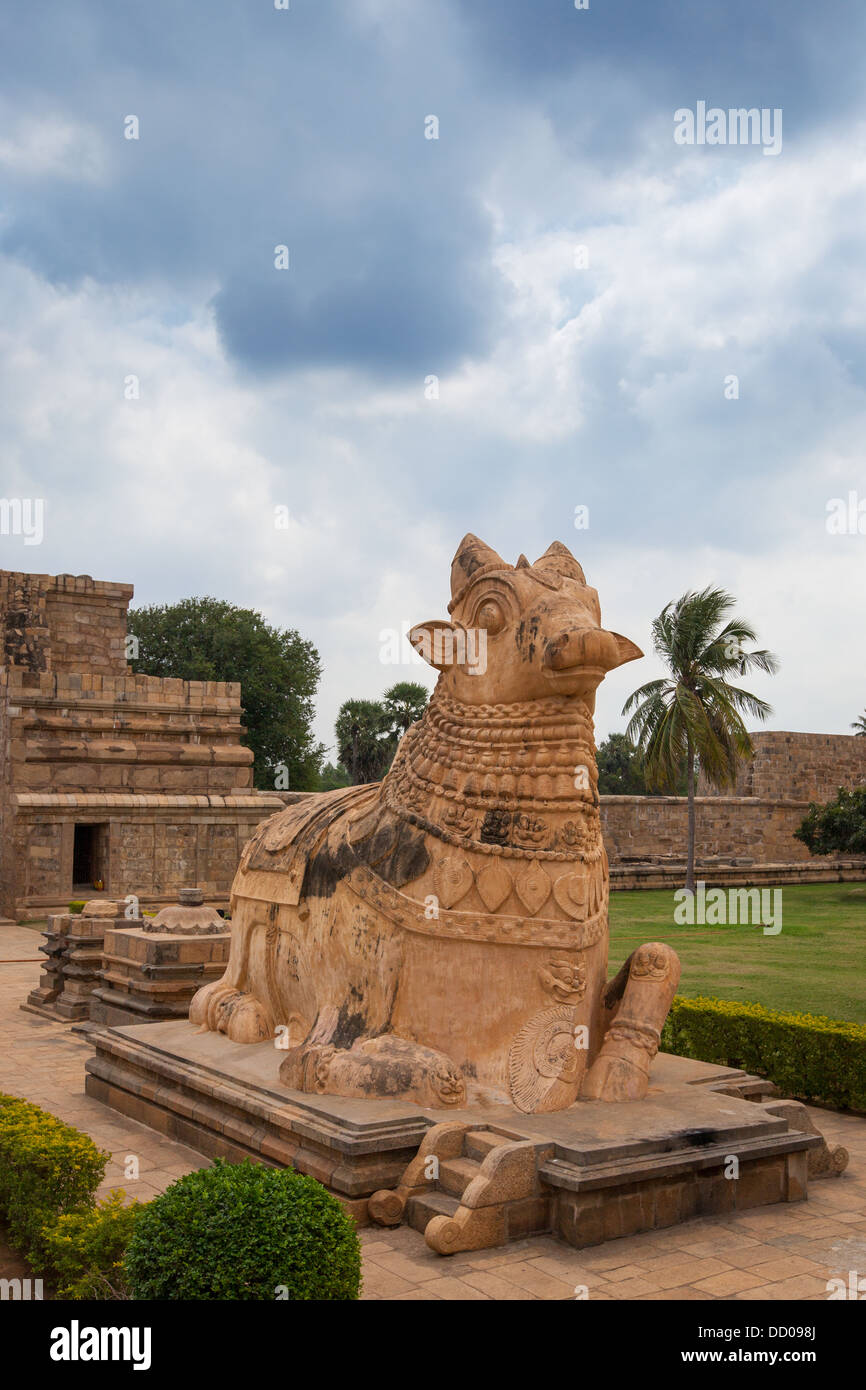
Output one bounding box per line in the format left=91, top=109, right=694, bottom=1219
left=90, top=888, right=231, bottom=1027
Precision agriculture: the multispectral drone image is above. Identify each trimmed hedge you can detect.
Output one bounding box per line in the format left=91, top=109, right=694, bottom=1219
left=662, top=996, right=866, bottom=1111
left=0, top=1093, right=109, bottom=1266
left=41, top=1191, right=145, bottom=1299
left=124, top=1158, right=362, bottom=1300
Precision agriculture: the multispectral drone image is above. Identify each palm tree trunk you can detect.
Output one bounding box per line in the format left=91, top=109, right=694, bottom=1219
left=686, top=740, right=696, bottom=893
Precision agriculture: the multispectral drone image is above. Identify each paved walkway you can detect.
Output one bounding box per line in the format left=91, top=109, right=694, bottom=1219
left=2, top=923, right=865, bottom=1300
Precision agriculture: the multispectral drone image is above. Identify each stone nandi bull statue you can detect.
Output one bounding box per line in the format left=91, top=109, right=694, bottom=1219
left=190, top=535, right=680, bottom=1112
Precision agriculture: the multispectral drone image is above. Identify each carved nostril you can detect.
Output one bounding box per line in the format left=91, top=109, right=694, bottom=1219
left=544, top=628, right=618, bottom=671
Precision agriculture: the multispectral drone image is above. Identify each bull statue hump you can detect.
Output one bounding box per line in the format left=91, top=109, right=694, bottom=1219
left=189, top=535, right=681, bottom=1111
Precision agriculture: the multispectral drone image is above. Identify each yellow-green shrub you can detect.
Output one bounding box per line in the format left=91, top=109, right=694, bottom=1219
left=661, top=997, right=866, bottom=1110
left=40, top=1191, right=145, bottom=1299
left=0, top=1093, right=109, bottom=1266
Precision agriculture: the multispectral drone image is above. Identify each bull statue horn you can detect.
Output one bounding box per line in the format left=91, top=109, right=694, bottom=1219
left=450, top=533, right=508, bottom=599
left=534, top=540, right=586, bottom=585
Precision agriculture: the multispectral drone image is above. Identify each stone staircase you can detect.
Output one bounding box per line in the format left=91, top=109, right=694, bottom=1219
left=406, top=1129, right=509, bottom=1234
left=369, top=1121, right=551, bottom=1254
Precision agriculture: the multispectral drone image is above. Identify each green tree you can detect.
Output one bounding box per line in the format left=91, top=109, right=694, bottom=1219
left=795, top=786, right=866, bottom=855
left=852, top=710, right=866, bottom=736
left=335, top=699, right=392, bottom=784
left=318, top=761, right=351, bottom=791
left=382, top=681, right=429, bottom=738
left=623, top=587, right=779, bottom=891
left=596, top=733, right=649, bottom=795
left=595, top=733, right=687, bottom=796
left=334, top=683, right=430, bottom=785
left=128, top=597, right=324, bottom=791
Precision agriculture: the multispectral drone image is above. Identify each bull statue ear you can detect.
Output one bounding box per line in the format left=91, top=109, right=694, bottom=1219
left=610, top=633, right=644, bottom=668
left=409, top=619, right=465, bottom=671
left=533, top=541, right=586, bottom=584
left=450, top=533, right=507, bottom=598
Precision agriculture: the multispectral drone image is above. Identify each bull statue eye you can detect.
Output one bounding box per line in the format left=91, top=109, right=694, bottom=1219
left=476, top=600, right=505, bottom=635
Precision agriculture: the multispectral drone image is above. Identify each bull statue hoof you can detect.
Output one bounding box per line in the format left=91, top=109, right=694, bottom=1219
left=189, top=983, right=272, bottom=1043
left=279, top=1034, right=466, bottom=1108
left=582, top=943, right=681, bottom=1101
left=187, top=534, right=682, bottom=1112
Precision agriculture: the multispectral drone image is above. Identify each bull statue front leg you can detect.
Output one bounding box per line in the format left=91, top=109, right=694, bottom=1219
left=581, top=942, right=680, bottom=1102
left=189, top=898, right=274, bottom=1043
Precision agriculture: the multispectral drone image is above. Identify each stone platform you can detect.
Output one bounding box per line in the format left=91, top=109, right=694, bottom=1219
left=84, top=1020, right=829, bottom=1250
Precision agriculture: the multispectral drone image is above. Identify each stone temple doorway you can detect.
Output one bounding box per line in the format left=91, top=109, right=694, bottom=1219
left=73, top=823, right=107, bottom=892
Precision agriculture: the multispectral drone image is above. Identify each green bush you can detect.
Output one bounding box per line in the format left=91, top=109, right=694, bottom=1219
left=68, top=901, right=85, bottom=914
left=795, top=785, right=866, bottom=855
left=662, top=996, right=866, bottom=1111
left=124, top=1159, right=361, bottom=1300
left=40, top=1191, right=145, bottom=1298
left=0, top=1094, right=109, bottom=1265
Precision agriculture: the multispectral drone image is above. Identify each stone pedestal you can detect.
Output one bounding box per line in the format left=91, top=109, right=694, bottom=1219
left=85, top=1022, right=827, bottom=1245
left=25, top=908, right=139, bottom=1021
left=90, top=924, right=231, bottom=1026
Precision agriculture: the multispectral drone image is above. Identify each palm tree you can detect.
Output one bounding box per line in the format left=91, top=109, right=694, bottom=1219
left=623, top=587, right=779, bottom=892
left=335, top=699, right=392, bottom=784
left=383, top=681, right=429, bottom=738
left=852, top=710, right=866, bottom=736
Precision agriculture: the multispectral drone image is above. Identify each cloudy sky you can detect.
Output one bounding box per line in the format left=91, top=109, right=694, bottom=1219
left=1, top=0, right=864, bottom=760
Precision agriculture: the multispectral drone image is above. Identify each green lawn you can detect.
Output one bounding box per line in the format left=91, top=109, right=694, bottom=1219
left=609, top=882, right=866, bottom=1025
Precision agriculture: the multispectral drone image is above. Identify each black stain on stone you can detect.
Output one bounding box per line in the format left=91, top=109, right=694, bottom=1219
left=303, top=817, right=429, bottom=899
left=302, top=836, right=358, bottom=900
left=480, top=809, right=513, bottom=846
left=376, top=823, right=429, bottom=888
left=681, top=1128, right=718, bottom=1147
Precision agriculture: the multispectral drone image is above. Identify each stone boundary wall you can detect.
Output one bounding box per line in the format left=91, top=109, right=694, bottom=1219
left=699, top=731, right=866, bottom=803
left=611, top=859, right=866, bottom=890
left=600, top=795, right=817, bottom=866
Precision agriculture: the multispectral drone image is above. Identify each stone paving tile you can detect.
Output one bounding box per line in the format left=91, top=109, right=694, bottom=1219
left=600, top=1262, right=653, bottom=1282
left=391, top=1288, right=444, bottom=1300
left=692, top=1268, right=767, bottom=1296
left=527, top=1256, right=611, bottom=1290
left=460, top=1270, right=538, bottom=1299
left=361, top=1265, right=416, bottom=1298
left=677, top=1234, right=763, bottom=1257
left=747, top=1254, right=828, bottom=1282
left=637, top=1258, right=734, bottom=1291
left=358, top=1245, right=397, bottom=1267
left=409, top=1276, right=490, bottom=1300
left=600, top=1275, right=660, bottom=1297
left=464, top=1244, right=555, bottom=1270
left=721, top=1241, right=813, bottom=1268
left=638, top=1288, right=715, bottom=1300
left=734, top=1274, right=833, bottom=1300
left=366, top=1251, right=443, bottom=1284
left=2, top=923, right=865, bottom=1302
left=481, top=1260, right=577, bottom=1299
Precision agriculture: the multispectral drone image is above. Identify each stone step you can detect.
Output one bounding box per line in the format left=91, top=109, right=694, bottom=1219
left=464, top=1129, right=510, bottom=1162
left=406, top=1189, right=461, bottom=1234
left=438, top=1156, right=481, bottom=1197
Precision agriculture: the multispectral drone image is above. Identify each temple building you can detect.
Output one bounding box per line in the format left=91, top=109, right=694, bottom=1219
left=0, top=569, right=282, bottom=920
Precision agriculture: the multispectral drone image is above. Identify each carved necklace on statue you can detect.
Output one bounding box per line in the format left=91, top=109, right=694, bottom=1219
left=381, top=690, right=604, bottom=864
